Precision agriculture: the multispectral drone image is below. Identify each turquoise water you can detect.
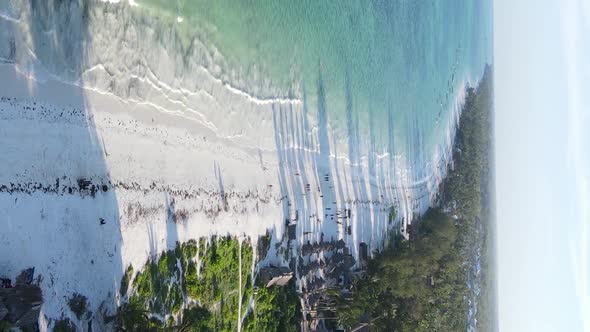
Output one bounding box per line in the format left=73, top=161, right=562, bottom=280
left=133, top=0, right=492, bottom=170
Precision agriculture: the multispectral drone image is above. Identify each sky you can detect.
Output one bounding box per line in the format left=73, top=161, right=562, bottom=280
left=494, top=0, right=590, bottom=331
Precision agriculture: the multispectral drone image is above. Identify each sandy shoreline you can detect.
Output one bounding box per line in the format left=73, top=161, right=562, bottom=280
left=0, top=60, right=467, bottom=325
left=0, top=2, right=474, bottom=327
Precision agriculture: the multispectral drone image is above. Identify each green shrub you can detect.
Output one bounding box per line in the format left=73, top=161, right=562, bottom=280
left=119, top=236, right=260, bottom=331
left=120, top=265, right=134, bottom=297
left=68, top=293, right=87, bottom=320
left=54, top=319, right=75, bottom=332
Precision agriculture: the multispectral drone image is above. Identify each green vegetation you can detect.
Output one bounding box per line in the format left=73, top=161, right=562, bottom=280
left=68, top=293, right=88, bottom=320
left=182, top=236, right=253, bottom=331
left=120, top=264, right=134, bottom=297
left=114, top=235, right=298, bottom=332
left=388, top=206, right=397, bottom=224
left=444, top=65, right=495, bottom=332
left=333, top=66, right=494, bottom=331
left=243, top=279, right=300, bottom=332
left=179, top=306, right=214, bottom=331
left=53, top=318, right=76, bottom=332
left=444, top=66, right=493, bottom=238
left=0, top=321, right=13, bottom=332
left=260, top=232, right=272, bottom=255
left=333, top=209, right=466, bottom=331
left=116, top=299, right=154, bottom=332
left=130, top=246, right=184, bottom=316
left=117, top=237, right=251, bottom=331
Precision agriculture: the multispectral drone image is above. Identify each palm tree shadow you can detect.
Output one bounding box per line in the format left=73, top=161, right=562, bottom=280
left=0, top=2, right=122, bottom=330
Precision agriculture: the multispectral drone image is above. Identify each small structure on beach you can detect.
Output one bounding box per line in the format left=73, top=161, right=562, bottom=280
left=259, top=266, right=293, bottom=287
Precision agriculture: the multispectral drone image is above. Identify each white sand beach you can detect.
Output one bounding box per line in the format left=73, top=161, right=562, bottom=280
left=0, top=1, right=470, bottom=327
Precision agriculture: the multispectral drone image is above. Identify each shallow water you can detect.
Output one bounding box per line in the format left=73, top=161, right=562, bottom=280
left=137, top=0, right=492, bottom=162
left=0, top=0, right=493, bottom=327
left=1, top=0, right=493, bottom=170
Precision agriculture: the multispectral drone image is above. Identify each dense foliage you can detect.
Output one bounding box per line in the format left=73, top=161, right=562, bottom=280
left=334, top=66, right=493, bottom=331
left=333, top=209, right=466, bottom=331
left=116, top=236, right=253, bottom=331
left=243, top=279, right=300, bottom=332
left=444, top=65, right=495, bottom=332
left=444, top=66, right=493, bottom=241
left=115, top=235, right=300, bottom=332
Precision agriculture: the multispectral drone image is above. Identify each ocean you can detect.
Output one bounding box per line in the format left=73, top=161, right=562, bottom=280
left=135, top=0, right=493, bottom=171
left=0, top=0, right=493, bottom=328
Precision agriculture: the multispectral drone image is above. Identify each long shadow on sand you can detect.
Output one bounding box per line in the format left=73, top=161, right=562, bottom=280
left=271, top=65, right=402, bottom=330
left=0, top=2, right=122, bottom=330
